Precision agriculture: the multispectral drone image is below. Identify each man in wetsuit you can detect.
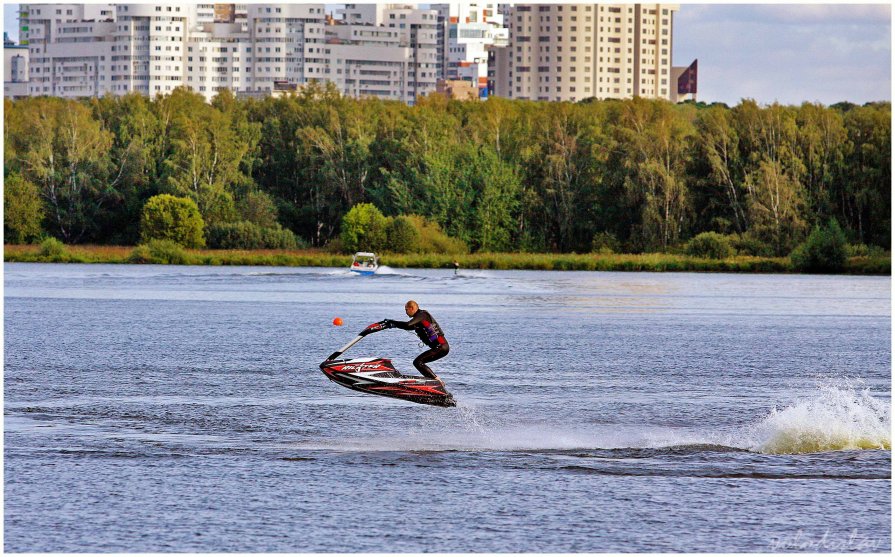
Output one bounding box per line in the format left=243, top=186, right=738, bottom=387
left=379, top=300, right=449, bottom=382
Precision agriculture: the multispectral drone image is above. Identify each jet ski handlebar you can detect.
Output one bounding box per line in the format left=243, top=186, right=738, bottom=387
left=362, top=320, right=393, bottom=335
left=324, top=321, right=391, bottom=361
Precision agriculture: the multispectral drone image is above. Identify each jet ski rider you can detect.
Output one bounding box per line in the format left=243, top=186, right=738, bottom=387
left=378, top=300, right=449, bottom=382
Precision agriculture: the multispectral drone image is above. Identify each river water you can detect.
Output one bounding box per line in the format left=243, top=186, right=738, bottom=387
left=3, top=263, right=891, bottom=552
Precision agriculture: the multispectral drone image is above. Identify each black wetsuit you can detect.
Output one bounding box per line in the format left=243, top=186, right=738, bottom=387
left=386, top=310, right=449, bottom=379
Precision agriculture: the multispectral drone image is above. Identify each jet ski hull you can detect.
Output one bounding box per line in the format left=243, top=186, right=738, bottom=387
left=320, top=357, right=456, bottom=407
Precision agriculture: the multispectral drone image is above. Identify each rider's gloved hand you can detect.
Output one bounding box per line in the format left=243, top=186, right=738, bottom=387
left=381, top=319, right=396, bottom=329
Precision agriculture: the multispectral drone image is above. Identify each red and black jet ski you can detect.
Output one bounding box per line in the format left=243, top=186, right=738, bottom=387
left=320, top=322, right=456, bottom=408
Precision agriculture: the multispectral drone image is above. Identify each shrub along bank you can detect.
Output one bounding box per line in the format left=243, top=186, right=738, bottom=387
left=4, top=242, right=888, bottom=274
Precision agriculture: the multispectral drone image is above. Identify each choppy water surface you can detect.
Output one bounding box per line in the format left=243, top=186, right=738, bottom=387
left=4, top=263, right=891, bottom=552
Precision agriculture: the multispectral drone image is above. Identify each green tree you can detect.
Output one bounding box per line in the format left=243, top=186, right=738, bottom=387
left=365, top=94, right=465, bottom=225
left=610, top=98, right=694, bottom=251
left=403, top=214, right=468, bottom=254
left=205, top=221, right=299, bottom=249
left=386, top=215, right=421, bottom=253
left=540, top=108, right=585, bottom=250
left=5, top=97, right=115, bottom=242
left=473, top=147, right=521, bottom=252
left=365, top=100, right=419, bottom=215
left=243, top=92, right=332, bottom=244
left=795, top=103, right=847, bottom=223
left=684, top=232, right=734, bottom=259
left=159, top=88, right=260, bottom=227
left=294, top=87, right=378, bottom=244
left=298, top=98, right=376, bottom=209
left=518, top=103, right=605, bottom=252
left=790, top=219, right=848, bottom=273
left=3, top=173, right=45, bottom=243
left=692, top=106, right=747, bottom=233
left=340, top=203, right=388, bottom=252
left=236, top=189, right=280, bottom=229
left=140, top=194, right=205, bottom=248
left=731, top=100, right=809, bottom=254
left=417, top=143, right=477, bottom=244
left=836, top=103, right=890, bottom=247
left=89, top=93, right=164, bottom=243
left=744, top=158, right=807, bottom=255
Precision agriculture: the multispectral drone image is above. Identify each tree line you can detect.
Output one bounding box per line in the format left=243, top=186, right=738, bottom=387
left=4, top=83, right=890, bottom=255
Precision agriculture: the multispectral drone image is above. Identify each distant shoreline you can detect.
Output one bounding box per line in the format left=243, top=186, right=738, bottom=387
left=3, top=245, right=889, bottom=275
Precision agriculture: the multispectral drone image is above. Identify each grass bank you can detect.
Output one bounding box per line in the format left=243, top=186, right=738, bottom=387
left=4, top=244, right=890, bottom=275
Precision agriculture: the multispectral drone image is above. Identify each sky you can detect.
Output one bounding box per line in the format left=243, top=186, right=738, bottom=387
left=673, top=3, right=891, bottom=106
left=2, top=2, right=891, bottom=106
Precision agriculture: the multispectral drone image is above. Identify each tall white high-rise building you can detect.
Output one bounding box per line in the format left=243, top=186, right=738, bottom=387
left=497, top=3, right=679, bottom=102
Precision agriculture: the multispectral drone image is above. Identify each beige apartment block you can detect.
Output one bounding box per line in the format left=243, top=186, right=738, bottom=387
left=501, top=3, right=679, bottom=102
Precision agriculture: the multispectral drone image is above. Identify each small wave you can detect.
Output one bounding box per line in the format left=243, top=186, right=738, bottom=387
left=374, top=265, right=397, bottom=275
left=744, top=380, right=890, bottom=454
left=563, top=443, right=750, bottom=459
left=54, top=448, right=193, bottom=459
left=246, top=271, right=312, bottom=277
left=558, top=465, right=889, bottom=480
left=367, top=266, right=427, bottom=280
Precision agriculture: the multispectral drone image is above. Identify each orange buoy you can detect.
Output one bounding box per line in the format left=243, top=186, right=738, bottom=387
left=332, top=317, right=343, bottom=326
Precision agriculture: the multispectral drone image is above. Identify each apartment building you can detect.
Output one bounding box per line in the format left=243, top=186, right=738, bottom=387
left=16, top=3, right=436, bottom=103
left=431, top=2, right=507, bottom=96
left=115, top=5, right=195, bottom=97
left=14, top=3, right=682, bottom=104
left=242, top=4, right=327, bottom=95
left=4, top=32, right=30, bottom=99
left=323, top=6, right=438, bottom=104
left=499, top=3, right=679, bottom=102
left=20, top=3, right=328, bottom=99
left=23, top=3, right=117, bottom=97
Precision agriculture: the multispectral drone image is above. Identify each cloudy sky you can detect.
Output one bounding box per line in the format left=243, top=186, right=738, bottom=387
left=673, top=3, right=891, bottom=106
left=3, top=2, right=891, bottom=106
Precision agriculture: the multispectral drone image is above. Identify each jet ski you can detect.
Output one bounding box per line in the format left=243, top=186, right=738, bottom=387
left=320, top=322, right=456, bottom=407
